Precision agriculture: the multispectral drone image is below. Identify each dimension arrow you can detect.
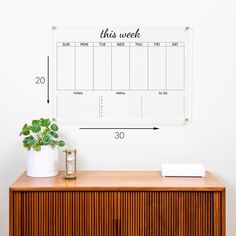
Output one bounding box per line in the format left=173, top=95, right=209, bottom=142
left=47, top=56, right=50, bottom=104
left=80, top=127, right=159, bottom=130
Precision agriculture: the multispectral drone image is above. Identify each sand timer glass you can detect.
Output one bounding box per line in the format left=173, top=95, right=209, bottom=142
left=63, top=149, right=77, bottom=179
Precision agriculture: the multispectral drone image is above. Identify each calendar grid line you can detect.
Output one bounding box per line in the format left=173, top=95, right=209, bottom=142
left=93, top=42, right=94, bottom=90
left=56, top=41, right=185, bottom=46
left=183, top=43, right=185, bottom=91
left=111, top=43, right=113, bottom=90
left=74, top=45, right=76, bottom=90
left=55, top=89, right=185, bottom=92
left=56, top=46, right=58, bottom=91
left=147, top=45, right=149, bottom=90
left=165, top=42, right=167, bottom=90
left=129, top=42, right=131, bottom=90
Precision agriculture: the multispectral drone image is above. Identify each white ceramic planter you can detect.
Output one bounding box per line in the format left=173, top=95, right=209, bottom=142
left=27, top=145, right=58, bottom=177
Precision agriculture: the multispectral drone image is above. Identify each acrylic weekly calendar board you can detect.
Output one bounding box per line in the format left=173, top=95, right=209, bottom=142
left=51, top=27, right=192, bottom=124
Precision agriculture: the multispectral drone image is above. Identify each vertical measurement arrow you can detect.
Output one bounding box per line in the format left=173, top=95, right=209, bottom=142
left=47, top=56, right=50, bottom=104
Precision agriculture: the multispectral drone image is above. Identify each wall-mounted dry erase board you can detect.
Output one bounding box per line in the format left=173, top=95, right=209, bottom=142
left=51, top=27, right=192, bottom=124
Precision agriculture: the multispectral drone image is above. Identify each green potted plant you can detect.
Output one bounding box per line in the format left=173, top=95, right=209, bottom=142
left=20, top=118, right=65, bottom=177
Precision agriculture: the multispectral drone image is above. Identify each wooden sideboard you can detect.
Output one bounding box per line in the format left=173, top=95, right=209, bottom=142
left=9, top=171, right=225, bottom=236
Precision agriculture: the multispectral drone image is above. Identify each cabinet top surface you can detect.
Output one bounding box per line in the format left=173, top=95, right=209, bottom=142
left=10, top=171, right=225, bottom=192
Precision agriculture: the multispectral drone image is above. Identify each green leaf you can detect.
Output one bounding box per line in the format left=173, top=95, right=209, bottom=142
left=41, top=118, right=51, bottom=127
left=58, top=140, right=65, bottom=147
left=39, top=118, right=44, bottom=125
left=32, top=120, right=40, bottom=126
left=20, top=130, right=30, bottom=136
left=43, top=134, right=51, bottom=141
left=50, top=140, right=58, bottom=145
left=50, top=124, right=58, bottom=131
left=42, top=134, right=52, bottom=145
left=20, top=123, right=30, bottom=136
left=32, top=143, right=41, bottom=151
left=50, top=131, right=58, bottom=138
left=23, top=143, right=30, bottom=150
left=30, top=125, right=41, bottom=133
left=22, top=130, right=30, bottom=136
left=23, top=136, right=36, bottom=146
left=22, top=124, right=28, bottom=131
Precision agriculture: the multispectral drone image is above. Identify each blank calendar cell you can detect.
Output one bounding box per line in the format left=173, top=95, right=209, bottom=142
left=130, top=46, right=147, bottom=90
left=94, top=44, right=111, bottom=90
left=142, top=95, right=184, bottom=121
left=112, top=45, right=129, bottom=90
left=75, top=46, right=93, bottom=90
left=57, top=46, right=75, bottom=90
left=101, top=95, right=140, bottom=120
left=57, top=95, right=98, bottom=121
left=167, top=46, right=184, bottom=90
left=148, top=46, right=166, bottom=90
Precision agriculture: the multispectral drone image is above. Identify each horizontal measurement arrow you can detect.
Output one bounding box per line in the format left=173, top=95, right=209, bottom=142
left=80, top=127, right=159, bottom=130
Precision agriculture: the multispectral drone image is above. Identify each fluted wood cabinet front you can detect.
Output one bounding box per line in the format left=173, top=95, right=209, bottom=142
left=10, top=171, right=225, bottom=236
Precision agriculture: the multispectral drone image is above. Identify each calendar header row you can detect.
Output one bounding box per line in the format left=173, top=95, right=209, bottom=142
left=57, top=42, right=185, bottom=47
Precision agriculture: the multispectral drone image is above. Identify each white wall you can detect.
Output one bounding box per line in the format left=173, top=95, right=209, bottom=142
left=0, top=0, right=236, bottom=235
